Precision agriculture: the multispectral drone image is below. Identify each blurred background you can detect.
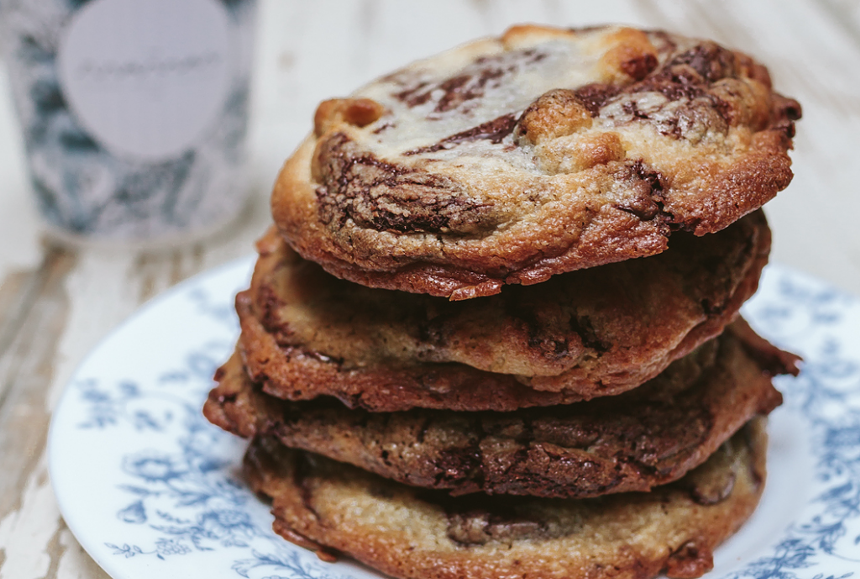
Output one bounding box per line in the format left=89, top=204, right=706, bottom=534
left=0, top=1, right=859, bottom=576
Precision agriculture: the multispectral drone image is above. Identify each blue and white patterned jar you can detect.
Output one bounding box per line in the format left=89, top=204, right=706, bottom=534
left=1, top=0, right=257, bottom=246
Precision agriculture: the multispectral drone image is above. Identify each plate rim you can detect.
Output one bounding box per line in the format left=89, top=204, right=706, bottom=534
left=47, top=253, right=256, bottom=579
left=47, top=259, right=860, bottom=579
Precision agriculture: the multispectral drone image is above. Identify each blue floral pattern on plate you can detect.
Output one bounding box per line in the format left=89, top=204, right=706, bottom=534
left=49, top=258, right=860, bottom=579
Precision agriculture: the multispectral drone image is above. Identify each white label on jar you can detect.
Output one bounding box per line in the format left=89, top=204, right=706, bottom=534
left=57, top=0, right=233, bottom=162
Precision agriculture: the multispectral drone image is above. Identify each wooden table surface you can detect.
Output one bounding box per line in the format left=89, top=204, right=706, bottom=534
left=1, top=1, right=859, bottom=577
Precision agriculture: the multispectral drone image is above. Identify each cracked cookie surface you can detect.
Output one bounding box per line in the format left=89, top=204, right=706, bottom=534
left=237, top=212, right=769, bottom=411
left=207, top=326, right=790, bottom=499
left=273, top=24, right=800, bottom=299
left=244, top=418, right=770, bottom=579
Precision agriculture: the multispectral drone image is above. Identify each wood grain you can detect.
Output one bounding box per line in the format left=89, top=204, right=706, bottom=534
left=0, top=197, right=269, bottom=578
left=0, top=247, right=74, bottom=519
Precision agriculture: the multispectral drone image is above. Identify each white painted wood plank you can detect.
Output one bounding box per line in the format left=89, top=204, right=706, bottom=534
left=0, top=64, right=45, bottom=278
left=0, top=455, right=62, bottom=579
left=0, top=217, right=272, bottom=578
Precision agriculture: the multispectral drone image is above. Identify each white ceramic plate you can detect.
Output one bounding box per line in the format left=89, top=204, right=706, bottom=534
left=49, top=258, right=860, bottom=579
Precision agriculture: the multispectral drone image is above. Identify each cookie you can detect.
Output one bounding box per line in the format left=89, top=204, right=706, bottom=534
left=244, top=418, right=770, bottom=579
left=207, top=327, right=785, bottom=499
left=272, top=24, right=801, bottom=299
left=239, top=212, right=770, bottom=411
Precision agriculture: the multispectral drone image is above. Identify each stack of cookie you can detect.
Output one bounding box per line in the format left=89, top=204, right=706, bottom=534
left=205, top=25, right=802, bottom=579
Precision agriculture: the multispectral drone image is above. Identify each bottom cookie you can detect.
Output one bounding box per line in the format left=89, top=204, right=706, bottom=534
left=245, top=417, right=769, bottom=579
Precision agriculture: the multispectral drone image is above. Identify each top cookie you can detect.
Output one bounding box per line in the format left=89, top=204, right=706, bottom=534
left=273, top=24, right=800, bottom=299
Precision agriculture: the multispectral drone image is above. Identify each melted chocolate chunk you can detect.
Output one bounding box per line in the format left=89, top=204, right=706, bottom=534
left=632, top=72, right=708, bottom=102
left=433, top=445, right=482, bottom=485
left=632, top=160, right=667, bottom=195
left=436, top=70, right=504, bottom=113
left=665, top=541, right=714, bottom=578
left=435, top=75, right=476, bottom=112
left=394, top=81, right=433, bottom=107
left=612, top=161, right=671, bottom=221
left=621, top=53, right=659, bottom=81
left=568, top=315, right=610, bottom=353
left=404, top=113, right=517, bottom=155
left=442, top=494, right=556, bottom=545
left=574, top=83, right=621, bottom=116
left=690, top=469, right=736, bottom=505
left=447, top=510, right=547, bottom=546
left=392, top=49, right=546, bottom=114
left=583, top=43, right=745, bottom=141
left=315, top=133, right=494, bottom=234
left=372, top=121, right=395, bottom=134
left=667, top=42, right=737, bottom=83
